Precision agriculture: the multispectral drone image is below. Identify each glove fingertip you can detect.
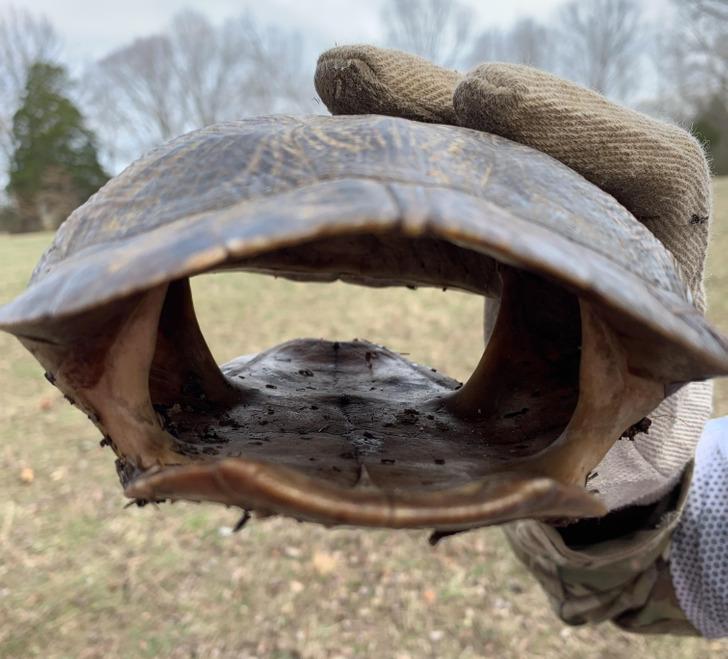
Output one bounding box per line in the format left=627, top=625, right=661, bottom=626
left=315, top=44, right=460, bottom=124
left=454, top=64, right=528, bottom=135
left=314, top=53, right=383, bottom=116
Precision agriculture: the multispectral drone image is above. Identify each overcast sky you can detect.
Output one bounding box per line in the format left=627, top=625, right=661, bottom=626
left=15, top=0, right=571, bottom=66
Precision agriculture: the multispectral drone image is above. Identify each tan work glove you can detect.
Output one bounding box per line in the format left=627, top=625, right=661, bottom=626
left=315, top=45, right=714, bottom=633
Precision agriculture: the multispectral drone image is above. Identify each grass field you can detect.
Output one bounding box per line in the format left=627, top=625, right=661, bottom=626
left=1, top=178, right=727, bottom=658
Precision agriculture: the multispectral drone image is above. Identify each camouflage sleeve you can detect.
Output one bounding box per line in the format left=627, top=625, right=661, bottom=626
left=503, top=463, right=699, bottom=635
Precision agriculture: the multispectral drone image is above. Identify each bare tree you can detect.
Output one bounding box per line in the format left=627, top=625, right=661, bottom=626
left=649, top=0, right=728, bottom=171
left=93, top=35, right=179, bottom=141
left=690, top=0, right=728, bottom=21
left=0, top=7, right=62, bottom=162
left=468, top=18, right=556, bottom=71
left=648, top=1, right=726, bottom=117
left=169, top=9, right=239, bottom=128
left=84, top=10, right=315, bottom=170
left=467, top=27, right=506, bottom=66
left=556, top=0, right=644, bottom=100
left=232, top=16, right=314, bottom=116
left=381, top=0, right=475, bottom=67
left=679, top=0, right=728, bottom=99
left=507, top=18, right=556, bottom=70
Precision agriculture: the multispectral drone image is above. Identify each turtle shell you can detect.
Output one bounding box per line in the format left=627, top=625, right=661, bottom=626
left=1, top=114, right=726, bottom=531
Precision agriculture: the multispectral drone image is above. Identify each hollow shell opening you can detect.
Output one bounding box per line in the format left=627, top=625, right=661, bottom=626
left=22, top=228, right=677, bottom=530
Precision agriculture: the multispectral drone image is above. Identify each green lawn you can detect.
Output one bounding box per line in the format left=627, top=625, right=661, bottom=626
left=1, top=179, right=727, bottom=658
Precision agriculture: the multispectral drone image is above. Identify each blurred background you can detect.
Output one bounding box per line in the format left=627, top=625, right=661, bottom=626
left=1, top=0, right=727, bottom=657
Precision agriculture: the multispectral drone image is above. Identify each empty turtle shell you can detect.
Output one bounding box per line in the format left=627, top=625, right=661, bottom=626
left=2, top=114, right=727, bottom=532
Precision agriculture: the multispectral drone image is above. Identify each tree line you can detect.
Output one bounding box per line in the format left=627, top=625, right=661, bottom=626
left=1, top=0, right=726, bottom=233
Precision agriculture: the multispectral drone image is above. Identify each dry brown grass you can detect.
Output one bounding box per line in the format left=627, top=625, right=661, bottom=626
left=708, top=176, right=728, bottom=416
left=1, top=179, right=727, bottom=658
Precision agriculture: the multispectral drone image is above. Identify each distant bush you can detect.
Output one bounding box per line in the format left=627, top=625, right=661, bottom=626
left=692, top=95, right=728, bottom=176
left=0, top=204, right=23, bottom=233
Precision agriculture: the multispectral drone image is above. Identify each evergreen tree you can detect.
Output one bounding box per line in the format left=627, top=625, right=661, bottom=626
left=692, top=95, right=728, bottom=177
left=7, top=61, right=108, bottom=230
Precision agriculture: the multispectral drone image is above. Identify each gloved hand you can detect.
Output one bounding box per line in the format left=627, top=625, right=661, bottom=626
left=315, top=44, right=714, bottom=633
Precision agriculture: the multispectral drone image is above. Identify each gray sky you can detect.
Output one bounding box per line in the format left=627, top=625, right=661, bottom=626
left=15, top=0, right=570, bottom=66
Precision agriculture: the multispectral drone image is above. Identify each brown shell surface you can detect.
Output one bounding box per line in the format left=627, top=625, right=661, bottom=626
left=1, top=114, right=727, bottom=380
